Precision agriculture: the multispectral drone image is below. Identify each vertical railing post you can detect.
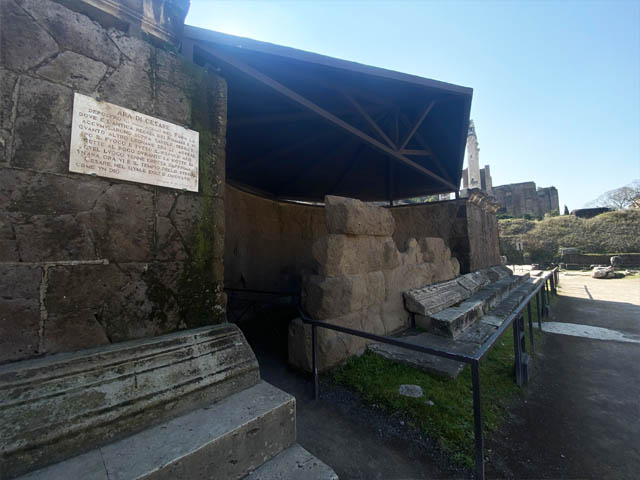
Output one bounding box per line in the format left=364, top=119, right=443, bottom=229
left=527, top=301, right=534, bottom=353
left=312, top=324, right=319, bottom=401
left=471, top=361, right=485, bottom=480
left=513, top=314, right=522, bottom=386
left=536, top=289, right=542, bottom=329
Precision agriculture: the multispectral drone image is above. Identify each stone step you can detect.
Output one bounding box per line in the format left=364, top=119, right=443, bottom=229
left=416, top=273, right=529, bottom=338
left=243, top=443, right=339, bottom=480
left=370, top=276, right=542, bottom=378
left=1, top=324, right=260, bottom=478
left=18, top=381, right=296, bottom=480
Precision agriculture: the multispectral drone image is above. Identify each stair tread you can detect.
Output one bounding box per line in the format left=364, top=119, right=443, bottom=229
left=244, top=443, right=338, bottom=480
left=19, top=381, right=295, bottom=480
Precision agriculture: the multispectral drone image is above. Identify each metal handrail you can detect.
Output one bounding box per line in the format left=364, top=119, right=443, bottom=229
left=299, top=267, right=559, bottom=480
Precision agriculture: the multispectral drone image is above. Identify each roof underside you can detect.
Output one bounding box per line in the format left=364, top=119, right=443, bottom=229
left=184, top=26, right=473, bottom=202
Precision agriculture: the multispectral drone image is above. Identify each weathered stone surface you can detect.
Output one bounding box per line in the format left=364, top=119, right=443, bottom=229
left=456, top=271, right=490, bottom=294
left=0, top=0, right=59, bottom=72
left=0, top=265, right=42, bottom=363
left=1, top=169, right=108, bottom=216
left=312, top=234, right=400, bottom=277
left=14, top=214, right=96, bottom=262
left=97, top=60, right=154, bottom=113
left=0, top=68, right=19, bottom=164
left=592, top=266, right=616, bottom=279
left=0, top=324, right=260, bottom=478
left=0, top=213, right=21, bottom=261
left=17, top=0, right=121, bottom=68
left=87, top=184, right=155, bottom=262
left=155, top=80, right=191, bottom=125
left=302, top=271, right=385, bottom=320
left=398, top=384, right=424, bottom=398
left=325, top=195, right=395, bottom=236
left=247, top=443, right=338, bottom=480
left=36, top=51, right=108, bottom=91
left=424, top=299, right=485, bottom=338
left=404, top=279, right=471, bottom=316
left=19, top=381, right=295, bottom=480
left=288, top=314, right=370, bottom=372
left=12, top=76, right=72, bottom=173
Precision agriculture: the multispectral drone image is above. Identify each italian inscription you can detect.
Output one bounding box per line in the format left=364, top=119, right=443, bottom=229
left=69, top=93, right=199, bottom=192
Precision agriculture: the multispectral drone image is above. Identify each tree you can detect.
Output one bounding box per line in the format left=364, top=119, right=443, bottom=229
left=564, top=205, right=570, bottom=215
left=586, top=180, right=640, bottom=210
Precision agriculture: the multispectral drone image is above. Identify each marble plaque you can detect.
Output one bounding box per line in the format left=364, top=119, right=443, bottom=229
left=69, top=93, right=199, bottom=191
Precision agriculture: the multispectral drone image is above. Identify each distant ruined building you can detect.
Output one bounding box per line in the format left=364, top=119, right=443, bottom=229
left=460, top=120, right=559, bottom=217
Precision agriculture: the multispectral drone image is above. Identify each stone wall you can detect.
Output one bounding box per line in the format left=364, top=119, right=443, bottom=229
left=288, top=196, right=460, bottom=372
left=492, top=181, right=559, bottom=217
left=224, top=185, right=326, bottom=293
left=0, top=0, right=227, bottom=364
left=562, top=253, right=640, bottom=268
left=390, top=194, right=501, bottom=273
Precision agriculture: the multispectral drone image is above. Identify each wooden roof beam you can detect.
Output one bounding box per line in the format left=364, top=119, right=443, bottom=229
left=198, top=44, right=458, bottom=192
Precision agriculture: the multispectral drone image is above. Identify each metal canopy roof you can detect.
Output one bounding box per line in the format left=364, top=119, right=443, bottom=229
left=183, top=26, right=473, bottom=202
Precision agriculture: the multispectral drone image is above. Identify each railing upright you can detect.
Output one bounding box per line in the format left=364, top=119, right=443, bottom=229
left=302, top=267, right=558, bottom=480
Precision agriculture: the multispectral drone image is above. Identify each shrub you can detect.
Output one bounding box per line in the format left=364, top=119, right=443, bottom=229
left=498, top=210, right=640, bottom=265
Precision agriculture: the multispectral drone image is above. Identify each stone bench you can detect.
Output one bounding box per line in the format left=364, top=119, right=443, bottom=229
left=404, top=265, right=523, bottom=337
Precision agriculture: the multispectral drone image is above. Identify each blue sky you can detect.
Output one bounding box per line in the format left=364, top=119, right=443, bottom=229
left=186, top=0, right=640, bottom=209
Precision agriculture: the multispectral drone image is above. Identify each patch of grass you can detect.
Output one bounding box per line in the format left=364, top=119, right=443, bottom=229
left=332, top=302, right=544, bottom=468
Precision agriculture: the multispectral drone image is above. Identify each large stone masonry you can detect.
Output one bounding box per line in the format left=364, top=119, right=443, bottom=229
left=289, top=196, right=460, bottom=372
left=0, top=0, right=227, bottom=364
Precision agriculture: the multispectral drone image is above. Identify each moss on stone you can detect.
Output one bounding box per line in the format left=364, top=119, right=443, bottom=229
left=173, top=63, right=227, bottom=328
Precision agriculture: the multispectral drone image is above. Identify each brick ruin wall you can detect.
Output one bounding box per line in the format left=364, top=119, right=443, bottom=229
left=492, top=182, right=559, bottom=217
left=0, top=0, right=227, bottom=364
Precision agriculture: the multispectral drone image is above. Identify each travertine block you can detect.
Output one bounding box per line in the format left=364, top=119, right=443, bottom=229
left=325, top=195, right=395, bottom=236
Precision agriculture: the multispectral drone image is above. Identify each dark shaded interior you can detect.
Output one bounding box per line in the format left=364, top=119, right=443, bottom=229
left=185, top=26, right=472, bottom=202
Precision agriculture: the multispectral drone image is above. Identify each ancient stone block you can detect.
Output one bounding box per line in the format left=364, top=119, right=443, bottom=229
left=12, top=76, right=72, bottom=173
left=155, top=80, right=191, bottom=126
left=0, top=324, right=260, bottom=478
left=42, top=311, right=111, bottom=354
left=288, top=310, right=371, bottom=372
left=383, top=263, right=435, bottom=305
left=87, top=183, right=155, bottom=262
left=97, top=60, right=154, bottom=114
left=36, top=51, right=108, bottom=92
left=404, top=279, right=471, bottom=316
left=0, top=265, right=42, bottom=364
left=14, top=214, right=96, bottom=262
left=420, top=236, right=450, bottom=263
left=312, top=234, right=400, bottom=277
left=1, top=169, right=108, bottom=217
left=17, top=0, right=121, bottom=68
left=0, top=212, right=20, bottom=261
left=324, top=195, right=395, bottom=236
left=0, top=298, right=41, bottom=364
left=0, top=68, right=19, bottom=164
left=302, top=271, right=385, bottom=320
left=0, top=0, right=59, bottom=72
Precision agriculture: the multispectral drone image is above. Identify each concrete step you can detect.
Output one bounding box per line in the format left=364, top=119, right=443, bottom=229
left=18, top=381, right=296, bottom=480
left=243, top=443, right=338, bottom=480
left=370, top=276, right=541, bottom=378
left=416, top=273, right=529, bottom=337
